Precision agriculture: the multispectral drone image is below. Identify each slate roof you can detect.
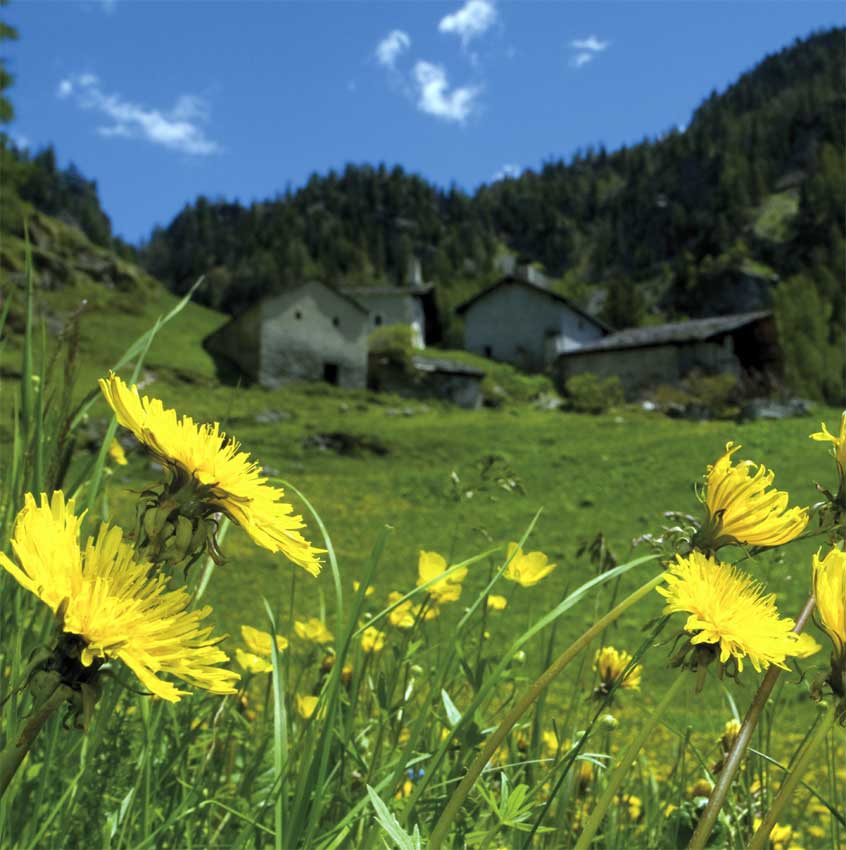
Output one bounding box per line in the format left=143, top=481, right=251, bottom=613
left=559, top=311, right=772, bottom=355
left=344, top=285, right=434, bottom=298
left=455, top=276, right=611, bottom=333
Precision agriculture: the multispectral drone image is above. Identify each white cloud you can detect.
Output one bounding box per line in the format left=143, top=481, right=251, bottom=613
left=375, top=29, right=411, bottom=69
left=570, top=52, right=594, bottom=68
left=413, top=61, right=479, bottom=123
left=570, top=35, right=609, bottom=53
left=56, top=73, right=221, bottom=155
left=492, top=163, right=521, bottom=181
left=439, top=0, right=497, bottom=47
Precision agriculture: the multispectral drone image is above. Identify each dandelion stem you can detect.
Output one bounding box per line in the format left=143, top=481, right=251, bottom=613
left=427, top=573, right=663, bottom=850
left=687, top=592, right=817, bottom=850
left=574, top=671, right=687, bottom=850
left=748, top=699, right=839, bottom=850
left=0, top=682, right=71, bottom=800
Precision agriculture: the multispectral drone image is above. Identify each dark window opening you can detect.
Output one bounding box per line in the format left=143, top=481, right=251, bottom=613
left=483, top=345, right=492, bottom=357
left=374, top=314, right=383, bottom=326
left=332, top=316, right=340, bottom=327
left=295, top=310, right=302, bottom=320
left=323, top=362, right=339, bottom=385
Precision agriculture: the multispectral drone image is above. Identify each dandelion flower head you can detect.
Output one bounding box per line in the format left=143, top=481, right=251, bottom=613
left=99, top=372, right=323, bottom=575
left=594, top=645, right=642, bottom=693
left=657, top=551, right=817, bottom=673
left=699, top=442, right=808, bottom=551
left=0, top=492, right=239, bottom=702
left=811, top=412, right=846, bottom=478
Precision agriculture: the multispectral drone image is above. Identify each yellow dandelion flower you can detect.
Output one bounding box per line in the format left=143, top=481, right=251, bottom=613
left=398, top=726, right=410, bottom=746
left=353, top=580, right=375, bottom=597
left=0, top=492, right=239, bottom=702
left=813, top=547, right=846, bottom=658
left=361, top=626, right=386, bottom=654
left=576, top=759, right=593, bottom=790
left=697, top=442, right=808, bottom=551
left=394, top=779, right=413, bottom=800
left=657, top=551, right=813, bottom=673
left=294, top=617, right=334, bottom=644
left=108, top=439, right=128, bottom=466
left=99, top=372, right=323, bottom=574
left=235, top=648, right=272, bottom=674
left=487, top=594, right=508, bottom=611
left=503, top=542, right=557, bottom=587
left=241, top=624, right=288, bottom=656
left=811, top=412, right=846, bottom=478
left=593, top=646, right=642, bottom=694
left=416, top=551, right=467, bottom=604
left=296, top=694, right=319, bottom=719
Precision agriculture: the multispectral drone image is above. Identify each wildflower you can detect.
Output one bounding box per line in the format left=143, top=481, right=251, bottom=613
left=416, top=550, right=467, bottom=604
left=593, top=646, right=642, bottom=696
left=812, top=547, right=846, bottom=697
left=576, top=759, right=593, bottom=791
left=361, top=625, right=386, bottom=654
left=0, top=492, right=239, bottom=703
left=615, top=793, right=642, bottom=821
left=242, top=624, right=288, bottom=655
left=542, top=729, right=560, bottom=758
left=503, top=542, right=557, bottom=587
left=811, top=412, right=846, bottom=480
left=296, top=694, right=318, bottom=719
left=386, top=591, right=438, bottom=628
left=487, top=594, right=508, bottom=611
left=353, top=580, right=375, bottom=597
left=294, top=617, right=334, bottom=644
left=99, top=372, right=323, bottom=573
left=695, top=442, right=808, bottom=552
left=752, top=818, right=800, bottom=850
left=657, top=551, right=817, bottom=677
left=108, top=439, right=128, bottom=466
left=235, top=649, right=272, bottom=674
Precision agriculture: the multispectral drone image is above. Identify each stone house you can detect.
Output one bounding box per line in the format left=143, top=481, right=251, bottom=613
left=344, top=285, right=441, bottom=348
left=555, top=311, right=781, bottom=398
left=202, top=280, right=369, bottom=389
left=456, top=275, right=609, bottom=372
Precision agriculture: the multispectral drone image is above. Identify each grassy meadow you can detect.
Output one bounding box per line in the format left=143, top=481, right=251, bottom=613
left=0, top=265, right=843, bottom=849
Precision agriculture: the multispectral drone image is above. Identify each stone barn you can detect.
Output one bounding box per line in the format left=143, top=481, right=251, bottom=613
left=202, top=280, right=369, bottom=389
left=456, top=275, right=608, bottom=372
left=555, top=311, right=781, bottom=398
left=345, top=285, right=441, bottom=348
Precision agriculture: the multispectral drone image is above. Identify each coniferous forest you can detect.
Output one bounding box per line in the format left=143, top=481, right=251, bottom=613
left=1, top=26, right=844, bottom=400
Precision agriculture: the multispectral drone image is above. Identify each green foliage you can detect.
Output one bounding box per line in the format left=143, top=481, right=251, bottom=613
left=0, top=1, right=17, bottom=125
left=565, top=373, right=625, bottom=414
left=774, top=274, right=846, bottom=403
left=368, top=324, right=414, bottom=371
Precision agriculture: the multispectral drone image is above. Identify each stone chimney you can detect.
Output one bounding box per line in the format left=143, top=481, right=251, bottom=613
left=407, top=256, right=423, bottom=288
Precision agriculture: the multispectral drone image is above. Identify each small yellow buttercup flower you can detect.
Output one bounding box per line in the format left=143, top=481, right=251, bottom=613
left=108, top=439, right=128, bottom=466
left=487, top=594, right=508, bottom=611
left=0, top=492, right=239, bottom=702
left=697, top=442, right=808, bottom=551
left=615, top=793, right=642, bottom=821
left=416, top=551, right=467, bottom=604
left=503, top=542, right=557, bottom=587
left=657, top=551, right=818, bottom=673
left=386, top=591, right=438, bottom=628
left=242, top=624, right=288, bottom=655
left=235, top=649, right=272, bottom=674
left=99, top=372, right=324, bottom=574
left=361, top=626, right=386, bottom=654
left=294, top=617, right=334, bottom=644
left=296, top=694, right=319, bottom=719
left=594, top=646, right=642, bottom=694
left=353, top=580, right=375, bottom=597
left=542, top=729, right=560, bottom=758
left=752, top=818, right=798, bottom=850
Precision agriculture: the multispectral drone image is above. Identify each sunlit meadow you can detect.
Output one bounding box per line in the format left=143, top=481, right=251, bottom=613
left=0, top=263, right=843, bottom=850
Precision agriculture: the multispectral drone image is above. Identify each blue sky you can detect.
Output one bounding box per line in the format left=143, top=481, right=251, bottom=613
left=6, top=1, right=844, bottom=244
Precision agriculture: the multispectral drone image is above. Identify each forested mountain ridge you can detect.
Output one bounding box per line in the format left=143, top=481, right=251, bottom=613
left=2, top=27, right=843, bottom=400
